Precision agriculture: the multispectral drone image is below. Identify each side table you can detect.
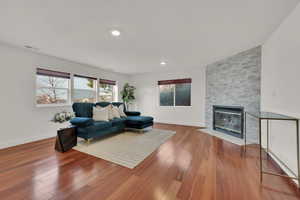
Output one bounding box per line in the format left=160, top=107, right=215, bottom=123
left=244, top=111, right=299, bottom=187
left=55, top=126, right=77, bottom=153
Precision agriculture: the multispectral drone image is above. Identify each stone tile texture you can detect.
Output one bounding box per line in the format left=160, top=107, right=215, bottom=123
left=205, top=46, right=261, bottom=143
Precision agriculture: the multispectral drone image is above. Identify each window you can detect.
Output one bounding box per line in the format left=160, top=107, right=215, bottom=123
left=73, top=75, right=97, bottom=103
left=99, top=79, right=117, bottom=102
left=159, top=84, right=174, bottom=106
left=36, top=68, right=71, bottom=105
left=158, top=78, right=191, bottom=106
left=175, top=83, right=191, bottom=106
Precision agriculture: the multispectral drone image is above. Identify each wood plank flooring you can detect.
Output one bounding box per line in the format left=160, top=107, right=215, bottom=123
left=0, top=123, right=299, bottom=200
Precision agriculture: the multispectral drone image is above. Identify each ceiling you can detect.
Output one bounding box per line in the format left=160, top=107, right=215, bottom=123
left=0, top=0, right=299, bottom=74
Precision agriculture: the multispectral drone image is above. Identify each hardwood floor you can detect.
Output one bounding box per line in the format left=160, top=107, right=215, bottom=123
left=0, top=123, right=299, bottom=200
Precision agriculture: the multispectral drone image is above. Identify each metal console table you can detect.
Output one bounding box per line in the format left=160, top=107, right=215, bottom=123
left=244, top=111, right=300, bottom=187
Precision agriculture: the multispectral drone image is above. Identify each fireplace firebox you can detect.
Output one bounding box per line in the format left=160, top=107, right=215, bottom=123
left=213, top=105, right=244, bottom=138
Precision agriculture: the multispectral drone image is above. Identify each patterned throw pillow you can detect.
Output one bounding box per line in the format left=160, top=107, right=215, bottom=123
left=107, top=105, right=114, bottom=120
left=93, top=106, right=109, bottom=121
left=118, top=104, right=127, bottom=117
left=112, top=106, right=121, bottom=118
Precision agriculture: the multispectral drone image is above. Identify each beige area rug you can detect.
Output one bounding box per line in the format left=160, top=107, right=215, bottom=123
left=73, top=129, right=176, bottom=169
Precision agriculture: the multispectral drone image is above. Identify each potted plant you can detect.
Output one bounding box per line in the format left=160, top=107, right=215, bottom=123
left=120, top=83, right=136, bottom=110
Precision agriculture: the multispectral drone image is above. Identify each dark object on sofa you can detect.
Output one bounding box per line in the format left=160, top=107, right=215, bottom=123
left=70, top=102, right=153, bottom=141
left=55, top=126, right=77, bottom=152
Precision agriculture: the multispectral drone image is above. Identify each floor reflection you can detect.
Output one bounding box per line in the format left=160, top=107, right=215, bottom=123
left=157, top=141, right=192, bottom=171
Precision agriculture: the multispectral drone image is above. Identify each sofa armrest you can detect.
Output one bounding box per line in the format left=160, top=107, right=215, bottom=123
left=125, top=111, right=141, bottom=116
left=70, top=117, right=93, bottom=127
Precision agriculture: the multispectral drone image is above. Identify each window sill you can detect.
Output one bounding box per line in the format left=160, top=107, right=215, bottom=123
left=36, top=104, right=72, bottom=108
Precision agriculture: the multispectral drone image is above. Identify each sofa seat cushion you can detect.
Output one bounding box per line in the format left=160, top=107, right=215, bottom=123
left=70, top=117, right=93, bottom=127
left=111, top=117, right=127, bottom=126
left=126, top=116, right=154, bottom=125
left=126, top=121, right=154, bottom=129
left=93, top=121, right=113, bottom=130
left=80, top=121, right=113, bottom=135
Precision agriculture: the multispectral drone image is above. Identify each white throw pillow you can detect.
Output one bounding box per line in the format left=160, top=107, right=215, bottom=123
left=112, top=106, right=121, bottom=118
left=93, top=106, right=109, bottom=121
left=118, top=104, right=127, bottom=117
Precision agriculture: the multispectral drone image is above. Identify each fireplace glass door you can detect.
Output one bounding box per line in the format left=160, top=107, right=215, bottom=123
left=213, top=106, right=244, bottom=138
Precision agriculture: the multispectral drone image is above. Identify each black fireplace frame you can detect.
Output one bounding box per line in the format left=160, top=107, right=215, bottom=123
left=213, top=105, right=244, bottom=139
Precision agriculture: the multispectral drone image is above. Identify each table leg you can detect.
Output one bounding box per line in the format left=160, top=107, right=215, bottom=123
left=267, top=120, right=269, bottom=159
left=244, top=112, right=247, bottom=152
left=296, top=120, right=300, bottom=188
left=259, top=119, right=263, bottom=182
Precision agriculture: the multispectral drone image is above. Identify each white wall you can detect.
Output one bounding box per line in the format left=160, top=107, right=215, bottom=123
left=129, top=68, right=206, bottom=127
left=262, top=3, right=300, bottom=182
left=0, top=42, right=129, bottom=149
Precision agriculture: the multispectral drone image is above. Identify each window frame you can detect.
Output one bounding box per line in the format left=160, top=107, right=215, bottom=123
left=98, top=79, right=118, bottom=102
left=36, top=68, right=119, bottom=107
left=158, top=79, right=192, bottom=107
left=36, top=69, right=71, bottom=107
left=98, top=83, right=116, bottom=102
left=72, top=75, right=98, bottom=103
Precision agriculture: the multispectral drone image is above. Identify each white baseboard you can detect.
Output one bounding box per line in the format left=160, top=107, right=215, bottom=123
left=154, top=120, right=205, bottom=127
left=0, top=134, right=55, bottom=150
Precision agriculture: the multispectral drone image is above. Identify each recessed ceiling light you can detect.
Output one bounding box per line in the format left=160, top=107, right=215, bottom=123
left=160, top=61, right=167, bottom=66
left=111, top=30, right=121, bottom=37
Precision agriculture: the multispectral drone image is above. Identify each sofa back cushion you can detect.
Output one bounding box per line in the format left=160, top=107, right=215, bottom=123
left=112, top=102, right=124, bottom=108
left=95, top=102, right=111, bottom=108
left=72, top=103, right=94, bottom=118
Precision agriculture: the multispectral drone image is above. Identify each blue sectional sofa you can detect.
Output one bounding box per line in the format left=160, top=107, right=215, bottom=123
left=70, top=102, right=154, bottom=140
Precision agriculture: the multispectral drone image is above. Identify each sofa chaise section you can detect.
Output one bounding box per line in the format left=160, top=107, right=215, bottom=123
left=126, top=116, right=154, bottom=129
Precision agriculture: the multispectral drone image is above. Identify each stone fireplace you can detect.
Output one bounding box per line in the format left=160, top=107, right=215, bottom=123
left=213, top=106, right=244, bottom=138
left=205, top=46, right=261, bottom=143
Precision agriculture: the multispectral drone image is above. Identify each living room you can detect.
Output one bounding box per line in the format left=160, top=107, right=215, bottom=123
left=0, top=0, right=300, bottom=199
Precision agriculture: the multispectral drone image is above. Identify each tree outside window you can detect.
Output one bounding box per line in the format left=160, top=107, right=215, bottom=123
left=36, top=75, right=70, bottom=105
